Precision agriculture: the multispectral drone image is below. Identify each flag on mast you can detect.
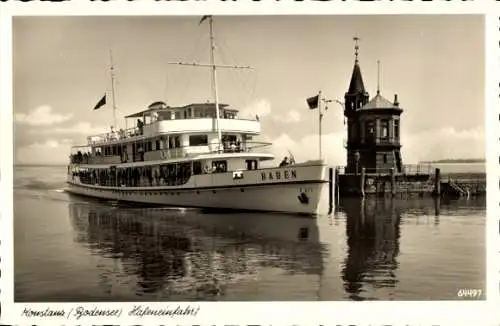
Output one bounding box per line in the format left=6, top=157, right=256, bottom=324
left=93, top=94, right=106, bottom=110
left=199, top=15, right=211, bottom=25
left=306, top=94, right=319, bottom=110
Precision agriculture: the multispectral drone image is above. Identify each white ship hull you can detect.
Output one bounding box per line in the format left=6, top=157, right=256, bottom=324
left=66, top=163, right=332, bottom=216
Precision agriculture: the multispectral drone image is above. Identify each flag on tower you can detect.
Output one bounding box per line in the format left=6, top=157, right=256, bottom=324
left=93, top=94, right=106, bottom=110
left=306, top=94, right=319, bottom=110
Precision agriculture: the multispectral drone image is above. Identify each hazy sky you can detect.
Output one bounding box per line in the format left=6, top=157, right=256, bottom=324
left=13, top=15, right=484, bottom=165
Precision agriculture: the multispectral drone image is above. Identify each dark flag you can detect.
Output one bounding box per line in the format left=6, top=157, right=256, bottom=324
left=307, top=95, right=319, bottom=110
left=93, top=94, right=106, bottom=110
left=199, top=15, right=211, bottom=25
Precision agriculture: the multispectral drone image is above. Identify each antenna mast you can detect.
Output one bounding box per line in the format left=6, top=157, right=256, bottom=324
left=168, top=16, right=252, bottom=154
left=377, top=59, right=380, bottom=94
left=209, top=17, right=222, bottom=153
left=109, top=50, right=117, bottom=129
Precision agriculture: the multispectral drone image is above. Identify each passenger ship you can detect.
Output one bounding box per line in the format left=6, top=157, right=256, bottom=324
left=66, top=16, right=331, bottom=215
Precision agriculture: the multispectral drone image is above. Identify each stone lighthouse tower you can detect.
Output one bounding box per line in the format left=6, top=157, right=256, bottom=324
left=343, top=37, right=403, bottom=174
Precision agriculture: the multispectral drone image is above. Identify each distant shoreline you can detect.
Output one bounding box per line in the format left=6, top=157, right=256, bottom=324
left=419, top=159, right=485, bottom=164
left=14, top=164, right=66, bottom=167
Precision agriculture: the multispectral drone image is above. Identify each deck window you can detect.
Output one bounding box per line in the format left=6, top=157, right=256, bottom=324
left=212, top=160, right=227, bottom=173
left=246, top=160, right=258, bottom=170
left=189, top=135, right=208, bottom=146
left=193, top=161, right=202, bottom=175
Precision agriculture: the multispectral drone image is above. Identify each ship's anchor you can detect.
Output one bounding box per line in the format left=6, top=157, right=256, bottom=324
left=298, top=192, right=309, bottom=204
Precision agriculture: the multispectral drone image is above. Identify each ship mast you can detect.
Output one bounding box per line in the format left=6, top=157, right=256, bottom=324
left=109, top=49, right=117, bottom=129
left=168, top=16, right=252, bottom=153
left=208, top=17, right=222, bottom=152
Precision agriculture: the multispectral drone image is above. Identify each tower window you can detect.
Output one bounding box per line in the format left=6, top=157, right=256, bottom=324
left=394, top=120, right=400, bottom=139
left=381, top=119, right=389, bottom=139
left=366, top=121, right=375, bottom=140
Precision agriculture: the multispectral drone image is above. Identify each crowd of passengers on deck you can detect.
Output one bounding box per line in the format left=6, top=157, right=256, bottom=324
left=71, top=161, right=229, bottom=188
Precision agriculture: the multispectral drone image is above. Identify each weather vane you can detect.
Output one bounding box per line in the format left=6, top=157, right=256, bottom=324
left=353, top=36, right=360, bottom=63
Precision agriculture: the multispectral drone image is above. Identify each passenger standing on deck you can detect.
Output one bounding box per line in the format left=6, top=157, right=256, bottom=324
left=137, top=119, right=144, bottom=135
left=110, top=126, right=117, bottom=140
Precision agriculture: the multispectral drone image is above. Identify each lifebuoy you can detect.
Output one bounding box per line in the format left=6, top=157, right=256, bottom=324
left=161, top=150, right=169, bottom=160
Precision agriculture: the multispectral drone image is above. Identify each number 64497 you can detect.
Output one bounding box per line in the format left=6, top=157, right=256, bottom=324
left=457, top=288, right=482, bottom=298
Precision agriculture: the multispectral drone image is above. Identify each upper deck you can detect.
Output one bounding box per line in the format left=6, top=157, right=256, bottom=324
left=87, top=102, right=260, bottom=146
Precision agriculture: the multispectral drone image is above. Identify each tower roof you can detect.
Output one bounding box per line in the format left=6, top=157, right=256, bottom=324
left=360, top=92, right=398, bottom=110
left=347, top=37, right=367, bottom=96
left=347, top=63, right=367, bottom=95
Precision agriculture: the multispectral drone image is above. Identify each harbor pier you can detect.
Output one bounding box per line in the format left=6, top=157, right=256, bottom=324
left=334, top=165, right=486, bottom=199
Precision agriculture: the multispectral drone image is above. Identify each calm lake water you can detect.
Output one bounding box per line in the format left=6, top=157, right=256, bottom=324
left=14, top=165, right=486, bottom=301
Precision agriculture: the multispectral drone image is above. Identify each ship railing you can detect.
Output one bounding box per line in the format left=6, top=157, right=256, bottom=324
left=69, top=141, right=273, bottom=164
left=87, top=126, right=141, bottom=145
left=152, top=141, right=273, bottom=159
left=86, top=116, right=261, bottom=146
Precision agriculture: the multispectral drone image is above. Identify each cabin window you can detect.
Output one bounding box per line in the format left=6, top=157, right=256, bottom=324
left=175, top=111, right=181, bottom=120
left=147, top=141, right=153, bottom=152
left=194, top=108, right=202, bottom=118
left=162, top=111, right=172, bottom=120
left=174, top=136, right=181, bottom=148
left=246, top=160, right=258, bottom=170
left=189, top=135, right=208, bottom=146
left=193, top=161, right=202, bottom=175
left=155, top=139, right=161, bottom=151
left=212, top=160, right=227, bottom=173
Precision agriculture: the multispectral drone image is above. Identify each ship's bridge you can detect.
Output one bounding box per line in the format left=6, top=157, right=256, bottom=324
left=87, top=102, right=260, bottom=146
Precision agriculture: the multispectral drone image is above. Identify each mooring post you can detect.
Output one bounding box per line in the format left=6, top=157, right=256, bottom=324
left=328, top=167, right=334, bottom=214
left=334, top=167, right=340, bottom=206
left=434, top=197, right=440, bottom=216
left=390, top=167, right=396, bottom=197
left=434, top=168, right=441, bottom=197
left=360, top=167, right=366, bottom=197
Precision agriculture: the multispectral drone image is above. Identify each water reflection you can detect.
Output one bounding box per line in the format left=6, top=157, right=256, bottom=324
left=340, top=198, right=402, bottom=300
left=68, top=200, right=327, bottom=300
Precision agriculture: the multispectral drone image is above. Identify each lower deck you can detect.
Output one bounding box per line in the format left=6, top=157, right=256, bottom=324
left=66, top=161, right=332, bottom=215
